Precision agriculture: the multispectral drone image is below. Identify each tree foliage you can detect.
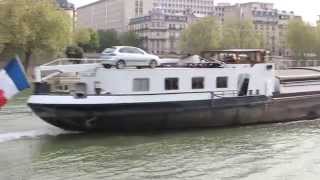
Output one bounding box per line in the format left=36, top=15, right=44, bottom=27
left=287, top=19, right=316, bottom=59
left=97, top=30, right=120, bottom=52
left=179, top=17, right=263, bottom=54
left=97, top=30, right=142, bottom=52
left=74, top=29, right=91, bottom=45
left=179, top=17, right=222, bottom=54
left=0, top=0, right=72, bottom=70
left=74, top=28, right=99, bottom=52
left=119, top=31, right=142, bottom=48
left=88, top=30, right=100, bottom=52
left=314, top=25, right=320, bottom=57
left=221, top=19, right=262, bottom=49
left=65, top=45, right=84, bottom=59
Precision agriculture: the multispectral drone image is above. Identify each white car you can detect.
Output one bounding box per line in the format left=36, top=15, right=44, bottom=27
left=100, top=46, right=160, bottom=69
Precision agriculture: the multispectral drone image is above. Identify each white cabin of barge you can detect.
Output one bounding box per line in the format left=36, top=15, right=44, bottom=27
left=77, top=64, right=274, bottom=97
left=33, top=49, right=276, bottom=99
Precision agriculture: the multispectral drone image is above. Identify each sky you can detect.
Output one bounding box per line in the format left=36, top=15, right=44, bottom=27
left=69, top=0, right=320, bottom=24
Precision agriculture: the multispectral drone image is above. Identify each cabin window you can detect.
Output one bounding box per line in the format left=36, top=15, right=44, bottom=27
left=133, top=78, right=150, bottom=92
left=165, top=78, right=179, bottom=90
left=192, top=77, right=204, bottom=89
left=216, top=77, right=228, bottom=88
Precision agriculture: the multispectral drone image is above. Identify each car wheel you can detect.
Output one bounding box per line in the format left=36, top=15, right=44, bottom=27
left=149, top=60, right=157, bottom=69
left=116, top=60, right=126, bottom=69
left=103, top=64, right=112, bottom=69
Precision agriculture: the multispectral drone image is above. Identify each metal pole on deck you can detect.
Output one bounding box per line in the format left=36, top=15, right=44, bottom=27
left=34, top=67, right=41, bottom=82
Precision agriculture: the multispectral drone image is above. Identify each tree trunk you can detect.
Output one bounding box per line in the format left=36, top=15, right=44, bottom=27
left=24, top=51, right=32, bottom=73
left=0, top=44, right=16, bottom=65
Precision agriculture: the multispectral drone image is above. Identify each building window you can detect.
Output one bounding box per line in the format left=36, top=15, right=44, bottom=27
left=216, top=77, right=228, bottom=88
left=165, top=78, right=179, bottom=90
left=192, top=77, right=204, bottom=89
left=133, top=78, right=150, bottom=92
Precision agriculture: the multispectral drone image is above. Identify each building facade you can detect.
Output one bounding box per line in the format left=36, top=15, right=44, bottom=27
left=129, top=10, right=201, bottom=55
left=152, top=0, right=215, bottom=15
left=77, top=1, right=300, bottom=56
left=76, top=0, right=147, bottom=32
left=215, top=2, right=299, bottom=56
left=76, top=0, right=214, bottom=32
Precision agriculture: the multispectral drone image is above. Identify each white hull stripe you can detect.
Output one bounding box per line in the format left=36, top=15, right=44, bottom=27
left=28, top=94, right=216, bottom=105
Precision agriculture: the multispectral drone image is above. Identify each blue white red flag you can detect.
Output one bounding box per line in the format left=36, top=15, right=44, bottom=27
left=0, top=57, right=30, bottom=107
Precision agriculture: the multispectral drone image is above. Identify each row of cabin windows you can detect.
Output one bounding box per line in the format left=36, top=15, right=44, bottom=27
left=132, top=77, right=228, bottom=92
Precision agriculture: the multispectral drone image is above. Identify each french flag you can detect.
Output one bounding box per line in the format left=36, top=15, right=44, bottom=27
left=0, top=57, right=30, bottom=107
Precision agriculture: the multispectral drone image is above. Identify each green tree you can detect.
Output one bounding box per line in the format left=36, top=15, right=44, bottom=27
left=88, top=30, right=100, bottom=52
left=314, top=24, right=320, bottom=57
left=74, top=28, right=99, bottom=52
left=65, top=45, right=84, bottom=59
left=179, top=17, right=222, bottom=54
left=119, top=31, right=142, bottom=47
left=287, top=19, right=316, bottom=59
left=0, top=44, right=4, bottom=55
left=221, top=19, right=262, bottom=49
left=97, top=30, right=120, bottom=52
left=74, top=29, right=91, bottom=45
left=0, top=0, right=72, bottom=70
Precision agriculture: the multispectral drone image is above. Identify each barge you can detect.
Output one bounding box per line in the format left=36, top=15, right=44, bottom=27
left=28, top=50, right=320, bottom=131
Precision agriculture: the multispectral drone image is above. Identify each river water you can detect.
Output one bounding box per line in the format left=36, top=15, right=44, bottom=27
left=2, top=94, right=320, bottom=180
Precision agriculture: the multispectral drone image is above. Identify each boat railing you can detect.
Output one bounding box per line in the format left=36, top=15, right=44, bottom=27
left=42, top=58, right=105, bottom=66
left=35, top=58, right=106, bottom=82
left=42, top=58, right=226, bottom=68
left=36, top=88, right=242, bottom=99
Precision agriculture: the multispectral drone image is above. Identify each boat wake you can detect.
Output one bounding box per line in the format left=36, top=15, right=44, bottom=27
left=0, top=129, right=77, bottom=143
left=0, top=108, right=31, bottom=114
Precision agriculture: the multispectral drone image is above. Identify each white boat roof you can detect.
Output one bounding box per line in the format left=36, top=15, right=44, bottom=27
left=276, top=68, right=320, bottom=80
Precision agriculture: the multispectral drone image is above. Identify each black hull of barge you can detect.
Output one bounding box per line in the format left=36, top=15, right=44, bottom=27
left=28, top=95, right=320, bottom=132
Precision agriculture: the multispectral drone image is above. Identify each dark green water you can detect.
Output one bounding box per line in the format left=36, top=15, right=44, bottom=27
left=2, top=95, right=320, bottom=180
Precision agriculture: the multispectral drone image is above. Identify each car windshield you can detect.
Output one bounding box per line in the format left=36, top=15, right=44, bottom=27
left=103, top=48, right=116, bottom=54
